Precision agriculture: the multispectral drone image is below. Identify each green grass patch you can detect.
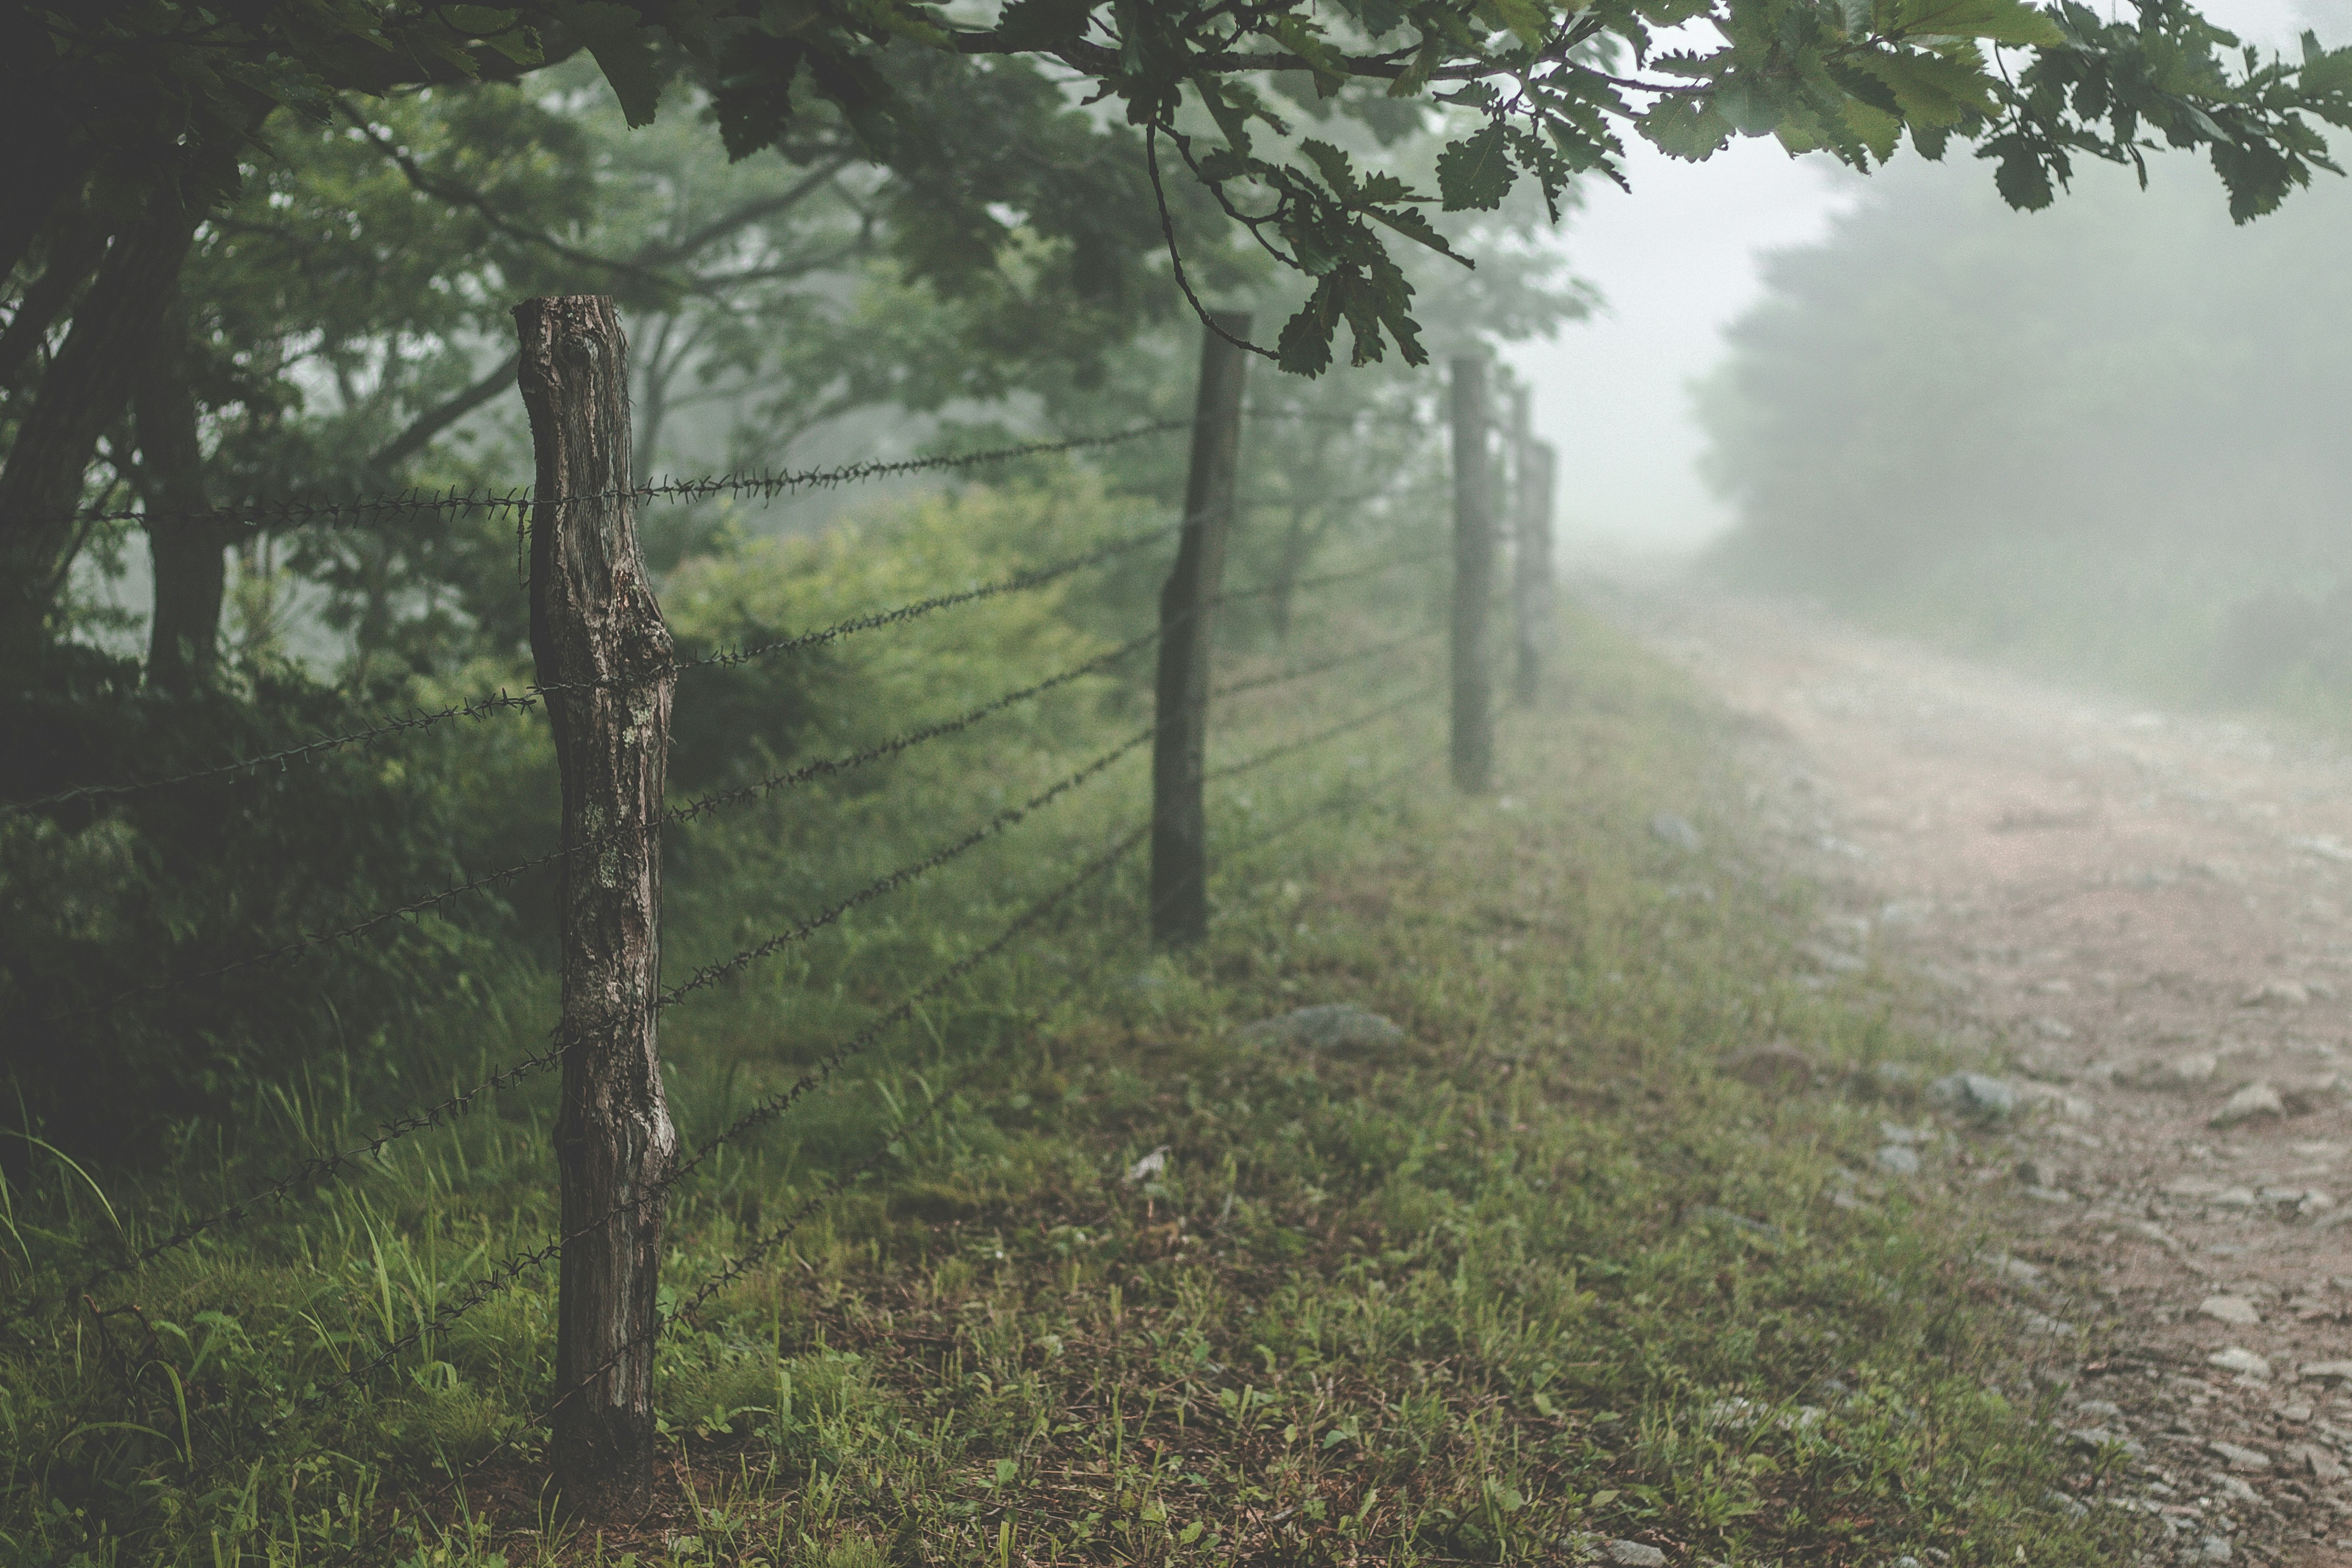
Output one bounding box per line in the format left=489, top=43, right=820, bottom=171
left=0, top=603, right=2127, bottom=1566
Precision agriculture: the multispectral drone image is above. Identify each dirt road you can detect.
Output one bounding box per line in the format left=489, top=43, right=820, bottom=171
left=1636, top=590, right=2352, bottom=1568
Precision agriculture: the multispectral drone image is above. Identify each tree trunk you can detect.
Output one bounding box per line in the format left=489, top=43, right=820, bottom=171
left=516, top=295, right=678, bottom=1523
left=0, top=209, right=194, bottom=670
left=1150, top=312, right=1251, bottom=948
left=137, top=307, right=227, bottom=692
left=1449, top=354, right=1495, bottom=795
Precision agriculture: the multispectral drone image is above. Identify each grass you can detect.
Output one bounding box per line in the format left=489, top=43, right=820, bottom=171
left=0, top=603, right=2133, bottom=1567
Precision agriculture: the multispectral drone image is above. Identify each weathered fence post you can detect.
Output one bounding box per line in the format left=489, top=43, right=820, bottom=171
left=1151, top=312, right=1251, bottom=947
left=1449, top=352, right=1495, bottom=794
left=1509, top=388, right=1553, bottom=706
left=515, top=296, right=678, bottom=1520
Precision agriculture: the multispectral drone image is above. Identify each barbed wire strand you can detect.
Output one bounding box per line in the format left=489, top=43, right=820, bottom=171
left=1215, top=546, right=1448, bottom=607
left=357, top=911, right=1137, bottom=1566
left=19, top=624, right=1411, bottom=1312
left=51, top=632, right=1164, bottom=1021
left=1203, top=677, right=1442, bottom=785
left=1210, top=628, right=1438, bottom=703
left=307, top=824, right=1145, bottom=1411
left=80, top=421, right=1193, bottom=535
left=4, top=518, right=1190, bottom=816
left=656, top=725, right=1151, bottom=1008
left=0, top=1037, right=569, bottom=1334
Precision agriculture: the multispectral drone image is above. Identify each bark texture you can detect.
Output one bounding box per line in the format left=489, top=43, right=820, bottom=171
left=1449, top=355, right=1495, bottom=794
left=1512, top=438, right=1556, bottom=708
left=1151, top=313, right=1250, bottom=948
left=0, top=206, right=199, bottom=671
left=516, top=295, right=678, bottom=1521
left=137, top=309, right=228, bottom=691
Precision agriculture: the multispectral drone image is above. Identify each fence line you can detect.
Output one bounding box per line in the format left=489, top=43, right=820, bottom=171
left=655, top=727, right=1152, bottom=1007
left=8, top=300, right=1547, bottom=1546
left=371, top=725, right=1438, bottom=1560
left=8, top=624, right=1429, bottom=1319
left=2, top=516, right=1191, bottom=816
left=309, top=820, right=1150, bottom=1408
left=68, top=420, right=1196, bottom=535
left=1204, top=677, right=1442, bottom=784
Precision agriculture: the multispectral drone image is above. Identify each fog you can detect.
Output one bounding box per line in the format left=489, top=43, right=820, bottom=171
left=1513, top=0, right=2329, bottom=563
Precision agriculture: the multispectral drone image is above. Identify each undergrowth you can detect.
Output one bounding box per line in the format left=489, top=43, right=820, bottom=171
left=0, top=587, right=2132, bottom=1565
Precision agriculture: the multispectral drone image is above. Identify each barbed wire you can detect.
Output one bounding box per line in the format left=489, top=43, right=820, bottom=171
left=1210, top=628, right=1438, bottom=703
left=1204, top=678, right=1441, bottom=784
left=672, top=515, right=1194, bottom=674
left=0, top=689, right=549, bottom=815
left=1, top=1036, right=569, bottom=1333
left=656, top=726, right=1150, bottom=1007
left=6, top=519, right=1189, bottom=818
left=74, top=421, right=1193, bottom=535
left=308, top=824, right=1145, bottom=1409
left=666, top=631, right=1158, bottom=828
left=1216, top=546, right=1448, bottom=607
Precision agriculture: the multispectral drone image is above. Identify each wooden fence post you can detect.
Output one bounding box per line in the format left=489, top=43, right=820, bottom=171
left=1509, top=388, right=1551, bottom=706
left=1449, top=352, right=1495, bottom=794
left=1521, top=437, right=1556, bottom=701
left=515, top=296, right=678, bottom=1520
left=1151, top=312, right=1251, bottom=947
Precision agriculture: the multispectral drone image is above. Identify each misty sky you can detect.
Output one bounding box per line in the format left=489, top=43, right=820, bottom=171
left=1512, top=0, right=2318, bottom=559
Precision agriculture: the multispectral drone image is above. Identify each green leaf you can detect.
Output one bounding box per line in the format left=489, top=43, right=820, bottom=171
left=997, top=0, right=1098, bottom=48
left=1192, top=74, right=1254, bottom=155
left=1840, top=96, right=1902, bottom=161
left=548, top=1, right=664, bottom=126
left=1845, top=47, right=1996, bottom=126
left=1893, top=0, right=2065, bottom=46
left=1435, top=122, right=1516, bottom=209
left=1489, top=0, right=1554, bottom=49
left=1638, top=96, right=1735, bottom=159
left=1992, top=144, right=2055, bottom=207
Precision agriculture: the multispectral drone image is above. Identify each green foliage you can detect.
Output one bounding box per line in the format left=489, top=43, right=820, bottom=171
left=0, top=601, right=2125, bottom=1565
left=1698, top=155, right=2352, bottom=716
left=23, top=0, right=2352, bottom=388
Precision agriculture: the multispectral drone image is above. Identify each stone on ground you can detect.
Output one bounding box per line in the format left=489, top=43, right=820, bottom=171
left=1928, top=1070, right=2016, bottom=1122
left=2211, top=1081, right=2285, bottom=1128
left=1235, top=1004, right=1404, bottom=1052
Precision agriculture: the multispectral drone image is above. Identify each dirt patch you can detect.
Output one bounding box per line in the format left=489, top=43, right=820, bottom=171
left=1634, top=589, right=2352, bottom=1567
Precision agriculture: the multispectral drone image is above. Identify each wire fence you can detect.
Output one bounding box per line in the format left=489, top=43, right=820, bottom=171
left=1, top=332, right=1544, bottom=1557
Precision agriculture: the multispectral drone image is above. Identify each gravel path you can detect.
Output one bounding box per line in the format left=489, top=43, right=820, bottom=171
left=1635, top=589, right=2352, bottom=1568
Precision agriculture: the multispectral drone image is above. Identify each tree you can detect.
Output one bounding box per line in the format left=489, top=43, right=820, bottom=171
left=1699, top=153, right=2352, bottom=700
left=12, top=0, right=2352, bottom=667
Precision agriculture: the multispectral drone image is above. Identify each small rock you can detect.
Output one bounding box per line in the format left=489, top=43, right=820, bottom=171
left=1650, top=813, right=1702, bottom=853
left=2073, top=1398, right=2124, bottom=1420
left=2211, top=1082, right=2285, bottom=1128
left=1875, top=1144, right=1922, bottom=1175
left=2288, top=1441, right=2346, bottom=1482
left=2208, top=1346, right=2272, bottom=1378
left=1880, top=1121, right=1929, bottom=1145
left=2201, top=1295, right=2262, bottom=1326
left=1607, top=1542, right=1667, bottom=1568
left=1235, top=1004, right=1404, bottom=1053
left=2211, top=1472, right=2262, bottom=1503
left=2211, top=1185, right=2258, bottom=1209
left=2278, top=1401, right=2313, bottom=1423
left=2166, top=1053, right=2220, bottom=1089
left=2197, top=1535, right=2232, bottom=1562
left=2044, top=1489, right=2090, bottom=1520
left=2298, top=1360, right=2352, bottom=1384
left=2242, top=980, right=2310, bottom=1007
left=1928, top=1071, right=2017, bottom=1123
left=2207, top=1439, right=2273, bottom=1472
left=1725, top=1042, right=1812, bottom=1090
left=1123, top=1145, right=1170, bottom=1184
